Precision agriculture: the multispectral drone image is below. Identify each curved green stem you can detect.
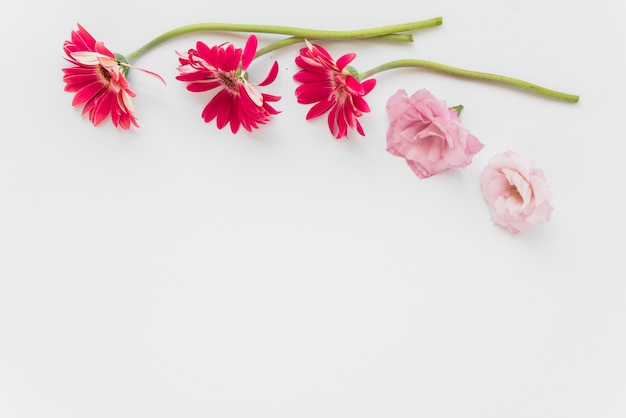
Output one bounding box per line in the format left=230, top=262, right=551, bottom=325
left=126, top=18, right=442, bottom=62
left=253, top=34, right=414, bottom=59
left=254, top=37, right=309, bottom=59
left=359, top=59, right=579, bottom=102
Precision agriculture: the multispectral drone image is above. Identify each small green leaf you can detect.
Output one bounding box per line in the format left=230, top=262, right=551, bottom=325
left=344, top=65, right=360, bottom=81
left=114, top=53, right=131, bottom=77
left=451, top=104, right=464, bottom=116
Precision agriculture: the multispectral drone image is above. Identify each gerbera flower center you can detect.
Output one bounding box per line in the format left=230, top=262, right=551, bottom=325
left=217, top=71, right=241, bottom=94
left=99, top=65, right=112, bottom=82
left=331, top=74, right=349, bottom=102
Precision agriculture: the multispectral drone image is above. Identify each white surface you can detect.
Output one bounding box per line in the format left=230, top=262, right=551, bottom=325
left=1, top=0, right=625, bottom=417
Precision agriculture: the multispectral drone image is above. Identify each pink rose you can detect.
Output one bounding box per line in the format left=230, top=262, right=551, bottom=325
left=480, top=151, right=553, bottom=234
left=385, top=89, right=484, bottom=178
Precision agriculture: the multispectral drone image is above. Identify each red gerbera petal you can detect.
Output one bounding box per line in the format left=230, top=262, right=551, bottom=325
left=242, top=35, right=257, bottom=70
left=336, top=53, right=357, bottom=71
left=258, top=61, right=279, bottom=86
left=72, top=82, right=104, bottom=107
left=306, top=99, right=335, bottom=120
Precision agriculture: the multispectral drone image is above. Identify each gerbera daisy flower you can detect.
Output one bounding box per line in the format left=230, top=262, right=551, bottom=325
left=176, top=35, right=280, bottom=133
left=62, top=24, right=147, bottom=129
left=293, top=40, right=376, bottom=139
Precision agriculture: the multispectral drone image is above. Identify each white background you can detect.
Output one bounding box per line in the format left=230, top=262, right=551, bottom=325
left=1, top=0, right=625, bottom=417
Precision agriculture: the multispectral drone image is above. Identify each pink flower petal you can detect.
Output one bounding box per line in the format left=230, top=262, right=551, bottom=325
left=480, top=151, right=553, bottom=234
left=385, top=88, right=483, bottom=177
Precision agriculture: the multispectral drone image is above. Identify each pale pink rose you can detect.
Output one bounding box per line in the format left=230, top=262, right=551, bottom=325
left=480, top=151, right=553, bottom=234
left=385, top=89, right=484, bottom=178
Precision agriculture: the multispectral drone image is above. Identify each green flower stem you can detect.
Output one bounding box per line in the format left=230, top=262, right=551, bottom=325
left=125, top=18, right=443, bottom=62
left=254, top=34, right=414, bottom=59
left=254, top=37, right=311, bottom=59
left=359, top=59, right=579, bottom=102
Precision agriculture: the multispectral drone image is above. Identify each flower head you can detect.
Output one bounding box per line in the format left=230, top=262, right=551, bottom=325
left=293, top=41, right=376, bottom=139
left=480, top=151, right=553, bottom=234
left=176, top=35, right=280, bottom=133
left=385, top=89, right=484, bottom=178
left=62, top=24, right=140, bottom=129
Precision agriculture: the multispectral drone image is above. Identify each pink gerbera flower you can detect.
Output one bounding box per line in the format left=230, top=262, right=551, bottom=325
left=176, top=35, right=280, bottom=133
left=293, top=40, right=376, bottom=139
left=62, top=24, right=145, bottom=129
